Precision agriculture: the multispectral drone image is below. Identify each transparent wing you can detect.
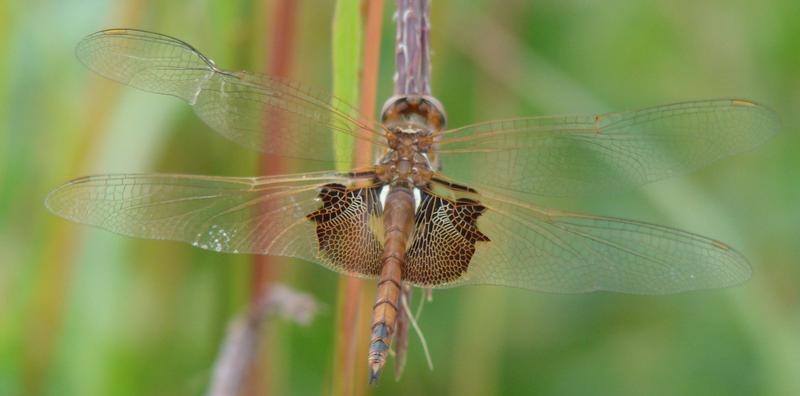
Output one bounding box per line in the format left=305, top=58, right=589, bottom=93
left=426, top=189, right=750, bottom=294
left=76, top=29, right=387, bottom=163
left=45, top=172, right=384, bottom=279
left=435, top=99, right=779, bottom=197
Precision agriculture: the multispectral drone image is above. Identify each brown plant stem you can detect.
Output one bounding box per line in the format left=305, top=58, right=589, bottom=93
left=250, top=0, right=298, bottom=304
left=394, top=0, right=431, bottom=96
left=245, top=1, right=298, bottom=395
left=209, top=284, right=319, bottom=396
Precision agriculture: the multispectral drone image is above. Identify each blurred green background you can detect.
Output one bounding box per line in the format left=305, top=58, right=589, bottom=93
left=1, top=0, right=799, bottom=395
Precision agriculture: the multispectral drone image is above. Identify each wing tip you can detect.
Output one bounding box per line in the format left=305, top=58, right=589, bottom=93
left=75, top=28, right=216, bottom=82
left=43, top=188, right=59, bottom=216
left=729, top=98, right=782, bottom=130
left=44, top=181, right=70, bottom=217
left=44, top=175, right=113, bottom=220
left=44, top=179, right=87, bottom=221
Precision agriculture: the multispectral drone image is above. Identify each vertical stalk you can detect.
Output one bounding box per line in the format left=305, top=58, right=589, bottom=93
left=394, top=0, right=431, bottom=96
left=354, top=1, right=385, bottom=392
left=331, top=0, right=383, bottom=394
left=251, top=0, right=298, bottom=303
left=331, top=0, right=362, bottom=391
left=246, top=1, right=298, bottom=395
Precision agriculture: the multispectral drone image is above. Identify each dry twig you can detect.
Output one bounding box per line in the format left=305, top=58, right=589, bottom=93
left=208, top=284, right=319, bottom=396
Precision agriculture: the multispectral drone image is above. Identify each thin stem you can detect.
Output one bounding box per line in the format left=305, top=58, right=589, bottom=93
left=400, top=291, right=434, bottom=371
left=250, top=0, right=298, bottom=304
left=209, top=284, right=318, bottom=396
left=393, top=285, right=412, bottom=380
left=245, top=1, right=298, bottom=394
left=332, top=0, right=384, bottom=394
left=394, top=0, right=432, bottom=95
left=355, top=0, right=386, bottom=168
left=414, top=287, right=426, bottom=321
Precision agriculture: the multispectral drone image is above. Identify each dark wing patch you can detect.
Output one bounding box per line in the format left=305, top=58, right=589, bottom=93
left=306, top=183, right=384, bottom=277
left=405, top=190, right=489, bottom=286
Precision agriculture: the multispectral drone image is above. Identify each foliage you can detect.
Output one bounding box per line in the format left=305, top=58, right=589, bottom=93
left=1, top=0, right=799, bottom=395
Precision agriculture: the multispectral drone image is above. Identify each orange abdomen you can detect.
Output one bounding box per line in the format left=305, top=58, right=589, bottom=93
left=368, top=187, right=415, bottom=383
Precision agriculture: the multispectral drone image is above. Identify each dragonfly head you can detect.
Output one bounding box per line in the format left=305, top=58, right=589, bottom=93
left=381, top=95, right=446, bottom=135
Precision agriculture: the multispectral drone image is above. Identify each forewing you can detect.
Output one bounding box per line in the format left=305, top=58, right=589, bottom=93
left=436, top=99, right=779, bottom=197
left=45, top=173, right=384, bottom=278
left=76, top=29, right=386, bottom=163
left=424, top=189, right=750, bottom=294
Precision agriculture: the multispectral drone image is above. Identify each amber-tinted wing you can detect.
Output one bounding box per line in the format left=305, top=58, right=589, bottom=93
left=307, top=183, right=384, bottom=276
left=413, top=187, right=750, bottom=294
left=435, top=99, right=779, bottom=197
left=45, top=172, right=384, bottom=278
left=76, top=29, right=386, bottom=163
left=405, top=191, right=489, bottom=286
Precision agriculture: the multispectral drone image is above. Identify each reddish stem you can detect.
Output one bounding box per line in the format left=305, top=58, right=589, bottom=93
left=336, top=1, right=385, bottom=393
left=245, top=1, right=298, bottom=395
left=250, top=0, right=298, bottom=301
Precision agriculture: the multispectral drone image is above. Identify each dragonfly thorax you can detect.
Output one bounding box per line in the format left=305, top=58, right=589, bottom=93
left=375, top=140, right=433, bottom=187
left=377, top=95, right=445, bottom=187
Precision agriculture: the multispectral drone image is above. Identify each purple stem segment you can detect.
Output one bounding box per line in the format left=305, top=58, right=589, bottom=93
left=394, top=0, right=432, bottom=96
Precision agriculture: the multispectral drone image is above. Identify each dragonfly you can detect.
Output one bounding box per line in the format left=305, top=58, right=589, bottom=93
left=47, top=29, right=779, bottom=383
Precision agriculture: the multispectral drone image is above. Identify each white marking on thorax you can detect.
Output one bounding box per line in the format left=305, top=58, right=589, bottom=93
left=379, top=185, right=389, bottom=208
left=378, top=185, right=421, bottom=211
left=420, top=153, right=432, bottom=168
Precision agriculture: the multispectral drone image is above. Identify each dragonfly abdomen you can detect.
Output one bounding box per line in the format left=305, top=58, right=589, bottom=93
left=368, top=186, right=415, bottom=383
